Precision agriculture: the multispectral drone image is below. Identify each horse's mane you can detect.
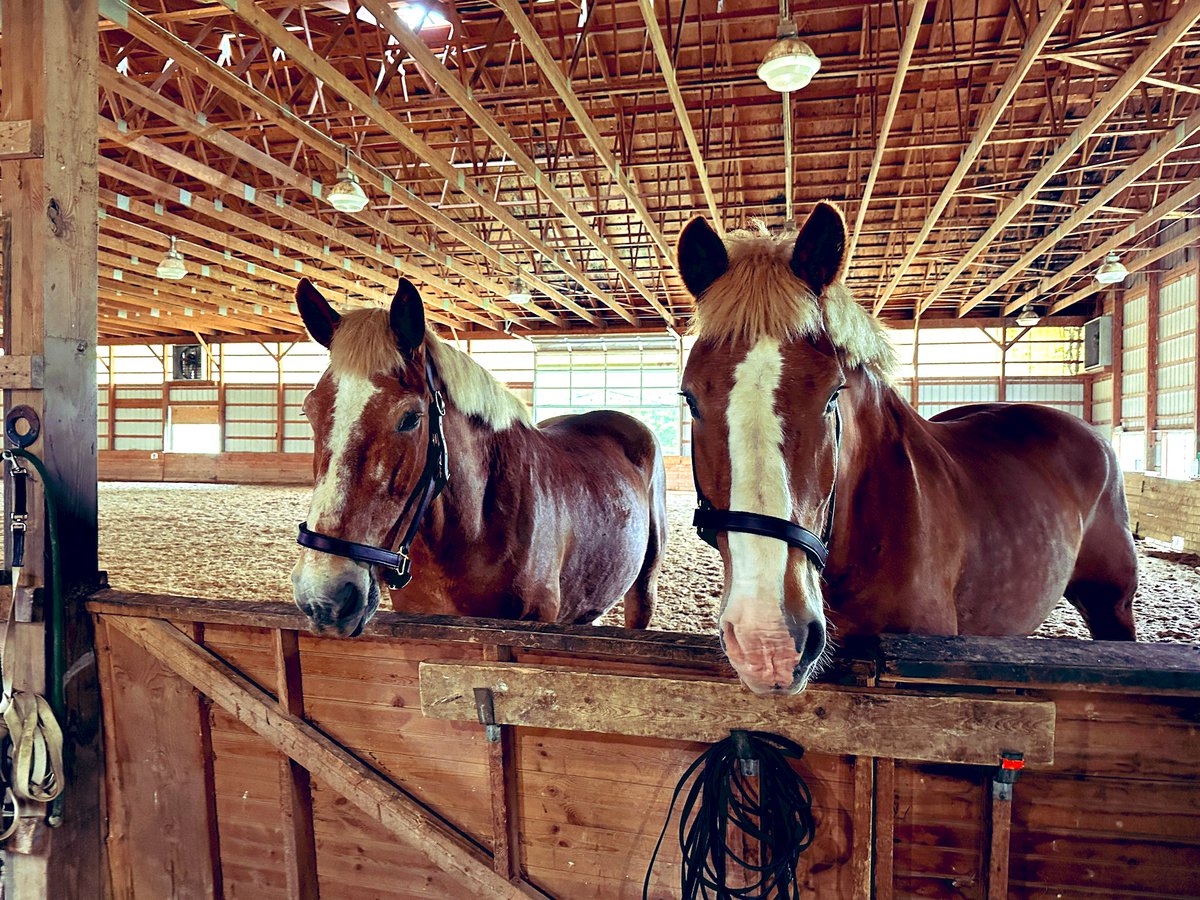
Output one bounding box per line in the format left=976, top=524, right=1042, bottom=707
left=691, top=223, right=897, bottom=379
left=329, top=309, right=531, bottom=430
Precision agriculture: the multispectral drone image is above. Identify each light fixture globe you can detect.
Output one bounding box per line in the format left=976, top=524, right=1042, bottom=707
left=157, top=236, right=188, bottom=281
left=758, top=21, right=820, bottom=93
left=1095, top=251, right=1128, bottom=285
left=328, top=167, right=370, bottom=213
left=506, top=276, right=533, bottom=306
left=1015, top=303, right=1043, bottom=328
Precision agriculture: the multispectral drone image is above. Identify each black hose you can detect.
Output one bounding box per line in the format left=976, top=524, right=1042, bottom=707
left=644, top=730, right=816, bottom=899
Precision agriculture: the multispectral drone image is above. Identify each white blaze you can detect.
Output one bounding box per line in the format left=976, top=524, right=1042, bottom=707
left=722, top=338, right=823, bottom=627
left=294, top=374, right=379, bottom=591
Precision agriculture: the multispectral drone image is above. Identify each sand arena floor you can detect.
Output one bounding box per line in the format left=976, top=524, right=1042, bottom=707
left=88, top=483, right=1199, bottom=643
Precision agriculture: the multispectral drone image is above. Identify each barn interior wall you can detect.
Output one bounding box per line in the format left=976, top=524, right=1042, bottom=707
left=1098, top=237, right=1200, bottom=481
left=93, top=323, right=1087, bottom=487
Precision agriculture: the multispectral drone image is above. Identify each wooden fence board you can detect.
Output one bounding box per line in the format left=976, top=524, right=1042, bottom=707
left=106, top=616, right=540, bottom=899
left=419, top=661, right=1056, bottom=765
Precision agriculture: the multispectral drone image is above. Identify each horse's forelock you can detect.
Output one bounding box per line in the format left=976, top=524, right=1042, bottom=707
left=691, top=228, right=895, bottom=379
left=329, top=308, right=407, bottom=380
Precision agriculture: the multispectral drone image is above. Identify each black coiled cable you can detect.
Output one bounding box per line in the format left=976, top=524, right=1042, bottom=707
left=643, top=730, right=816, bottom=899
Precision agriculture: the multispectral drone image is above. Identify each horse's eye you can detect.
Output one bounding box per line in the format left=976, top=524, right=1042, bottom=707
left=825, top=387, right=845, bottom=415
left=397, top=411, right=423, bottom=433
left=680, top=391, right=700, bottom=419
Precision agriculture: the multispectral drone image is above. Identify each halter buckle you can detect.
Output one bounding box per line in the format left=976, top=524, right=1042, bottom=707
left=384, top=549, right=413, bottom=590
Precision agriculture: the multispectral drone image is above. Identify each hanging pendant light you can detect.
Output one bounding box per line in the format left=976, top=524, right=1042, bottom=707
left=156, top=235, right=188, bottom=281
left=1015, top=303, right=1043, bottom=328
left=327, top=146, right=370, bottom=213
left=758, top=18, right=821, bottom=93
left=1095, top=251, right=1128, bottom=285
left=506, top=276, right=533, bottom=306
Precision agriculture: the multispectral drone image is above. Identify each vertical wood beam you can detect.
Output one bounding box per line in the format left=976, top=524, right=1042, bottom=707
left=847, top=0, right=930, bottom=263
left=849, top=755, right=876, bottom=898
left=1146, top=272, right=1161, bottom=470
left=872, top=758, right=896, bottom=898
left=985, top=779, right=1014, bottom=899
left=0, top=1, right=101, bottom=896
left=1112, top=288, right=1125, bottom=431
left=482, top=644, right=521, bottom=882
left=273, top=629, right=320, bottom=899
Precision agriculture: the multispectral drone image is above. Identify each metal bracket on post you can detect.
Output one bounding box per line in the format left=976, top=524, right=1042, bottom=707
left=992, top=750, right=1024, bottom=801
left=473, top=687, right=501, bottom=743
left=732, top=729, right=759, bottom=777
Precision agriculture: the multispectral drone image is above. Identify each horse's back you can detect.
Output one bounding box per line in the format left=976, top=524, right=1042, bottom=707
left=921, top=401, right=1134, bottom=635
left=929, top=401, right=1118, bottom=497
left=538, top=408, right=661, bottom=474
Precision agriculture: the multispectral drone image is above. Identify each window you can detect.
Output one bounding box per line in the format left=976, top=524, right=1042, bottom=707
left=532, top=337, right=682, bottom=454
left=1114, top=431, right=1146, bottom=473
left=1157, top=430, right=1197, bottom=481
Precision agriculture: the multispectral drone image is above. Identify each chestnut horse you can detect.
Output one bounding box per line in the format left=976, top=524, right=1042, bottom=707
left=678, top=201, right=1138, bottom=695
left=290, top=277, right=666, bottom=636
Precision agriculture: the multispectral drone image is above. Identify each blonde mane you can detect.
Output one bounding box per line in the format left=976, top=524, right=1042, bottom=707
left=329, top=308, right=531, bottom=430
left=692, top=224, right=896, bottom=378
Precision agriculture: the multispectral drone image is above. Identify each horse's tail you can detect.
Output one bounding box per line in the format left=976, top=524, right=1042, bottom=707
left=624, top=437, right=666, bottom=629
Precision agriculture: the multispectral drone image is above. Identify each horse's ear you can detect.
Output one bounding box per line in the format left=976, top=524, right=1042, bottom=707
left=390, top=277, right=426, bottom=356
left=791, top=201, right=848, bottom=295
left=677, top=217, right=729, bottom=299
left=296, top=278, right=341, bottom=348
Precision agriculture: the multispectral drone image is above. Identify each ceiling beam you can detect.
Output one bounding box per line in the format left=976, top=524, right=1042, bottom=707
left=915, top=0, right=1200, bottom=314
left=635, top=0, right=723, bottom=232
left=846, top=0, right=930, bottom=264
left=872, top=0, right=1070, bottom=313
left=116, top=3, right=600, bottom=326
left=99, top=68, right=566, bottom=327
left=210, top=0, right=631, bottom=323
left=1048, top=226, right=1200, bottom=315
left=491, top=0, right=672, bottom=263
left=359, top=0, right=667, bottom=325
left=100, top=120, right=500, bottom=329
left=961, top=107, right=1200, bottom=315
left=1005, top=175, right=1200, bottom=315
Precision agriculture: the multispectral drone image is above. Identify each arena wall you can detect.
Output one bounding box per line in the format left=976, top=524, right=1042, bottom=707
left=1125, top=472, right=1200, bottom=554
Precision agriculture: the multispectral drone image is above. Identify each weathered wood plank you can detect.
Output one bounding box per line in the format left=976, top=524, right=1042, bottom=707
left=106, top=616, right=539, bottom=899
left=93, top=617, right=220, bottom=898
left=0, top=354, right=44, bottom=389
left=879, top=634, right=1200, bottom=692
left=0, top=119, right=42, bottom=160
left=873, top=757, right=895, bottom=899
left=419, top=661, right=1056, bottom=766
left=273, top=629, right=319, bottom=900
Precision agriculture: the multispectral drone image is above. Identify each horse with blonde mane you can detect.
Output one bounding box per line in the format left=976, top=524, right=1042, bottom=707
left=678, top=201, right=1138, bottom=695
left=290, top=277, right=666, bottom=636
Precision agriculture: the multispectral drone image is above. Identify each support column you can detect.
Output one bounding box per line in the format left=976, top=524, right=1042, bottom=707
left=0, top=0, right=102, bottom=896
left=1146, top=272, right=1160, bottom=471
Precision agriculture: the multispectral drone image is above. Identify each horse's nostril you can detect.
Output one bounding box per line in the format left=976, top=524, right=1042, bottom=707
left=797, top=619, right=827, bottom=670
left=333, top=581, right=362, bottom=613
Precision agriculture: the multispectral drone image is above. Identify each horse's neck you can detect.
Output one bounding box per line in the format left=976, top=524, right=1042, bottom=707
left=423, top=408, right=528, bottom=547
left=833, top=371, right=928, bottom=546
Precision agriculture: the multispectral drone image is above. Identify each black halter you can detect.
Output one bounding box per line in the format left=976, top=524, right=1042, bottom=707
left=692, top=404, right=841, bottom=570
left=297, top=356, right=450, bottom=589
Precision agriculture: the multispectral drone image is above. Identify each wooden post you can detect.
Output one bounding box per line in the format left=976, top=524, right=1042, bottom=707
left=999, top=326, right=1008, bottom=402
left=481, top=644, right=521, bottom=882
left=911, top=314, right=921, bottom=407
left=1146, top=272, right=1160, bottom=470
left=0, top=0, right=102, bottom=896
left=273, top=629, right=319, bottom=899
left=872, top=758, right=895, bottom=899
left=849, top=756, right=875, bottom=898
left=1111, top=288, right=1124, bottom=429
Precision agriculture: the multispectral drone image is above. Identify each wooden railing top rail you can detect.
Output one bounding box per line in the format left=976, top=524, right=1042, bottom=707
left=87, top=589, right=1200, bottom=692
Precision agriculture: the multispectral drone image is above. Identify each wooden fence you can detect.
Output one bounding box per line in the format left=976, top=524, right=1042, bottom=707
left=88, top=591, right=1200, bottom=899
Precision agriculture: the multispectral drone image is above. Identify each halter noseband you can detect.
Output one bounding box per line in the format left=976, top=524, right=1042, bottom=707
left=692, top=403, right=841, bottom=570
left=297, top=356, right=450, bottom=590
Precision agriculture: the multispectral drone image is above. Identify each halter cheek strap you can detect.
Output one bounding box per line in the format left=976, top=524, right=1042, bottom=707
left=297, top=355, right=450, bottom=590
left=692, top=403, right=841, bottom=570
